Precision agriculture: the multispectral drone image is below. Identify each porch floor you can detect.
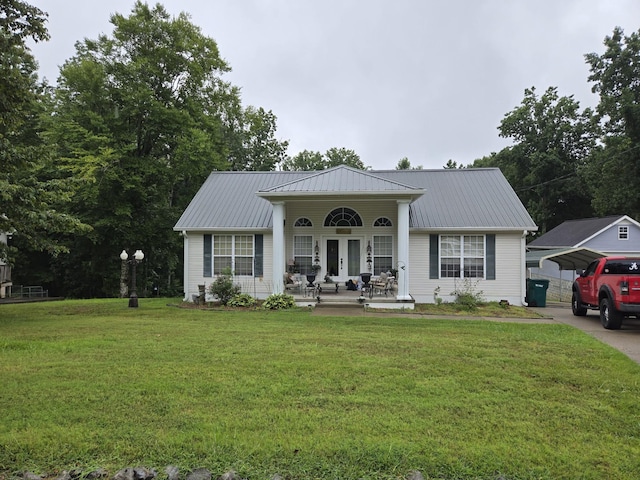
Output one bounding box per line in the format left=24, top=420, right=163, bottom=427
left=290, top=285, right=414, bottom=308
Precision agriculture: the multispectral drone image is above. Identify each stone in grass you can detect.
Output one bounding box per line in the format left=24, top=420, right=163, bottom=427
left=406, top=471, right=425, bottom=480
left=133, top=468, right=157, bottom=480
left=56, top=471, right=72, bottom=480
left=113, top=469, right=134, bottom=480
left=185, top=469, right=211, bottom=480
left=23, top=472, right=42, bottom=480
left=217, top=472, right=240, bottom=480
left=87, top=469, right=109, bottom=480
left=165, top=466, right=180, bottom=480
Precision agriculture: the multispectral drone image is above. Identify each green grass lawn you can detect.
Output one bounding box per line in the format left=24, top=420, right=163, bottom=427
left=1, top=299, right=639, bottom=479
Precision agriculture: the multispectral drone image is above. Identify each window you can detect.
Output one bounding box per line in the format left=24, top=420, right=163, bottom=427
left=619, top=225, right=629, bottom=240
left=373, top=235, right=393, bottom=274
left=324, top=207, right=363, bottom=227
left=440, top=235, right=485, bottom=278
left=295, top=217, right=313, bottom=227
left=373, top=217, right=393, bottom=227
left=210, top=234, right=254, bottom=276
left=294, top=235, right=313, bottom=274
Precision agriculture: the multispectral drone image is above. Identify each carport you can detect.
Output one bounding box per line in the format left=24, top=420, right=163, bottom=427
left=526, top=247, right=607, bottom=301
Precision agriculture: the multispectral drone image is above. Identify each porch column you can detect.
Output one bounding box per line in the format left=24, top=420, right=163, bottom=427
left=272, top=201, right=285, bottom=294
left=396, top=200, right=411, bottom=300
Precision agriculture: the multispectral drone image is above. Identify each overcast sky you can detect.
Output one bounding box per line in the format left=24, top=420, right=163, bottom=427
left=27, top=0, right=640, bottom=170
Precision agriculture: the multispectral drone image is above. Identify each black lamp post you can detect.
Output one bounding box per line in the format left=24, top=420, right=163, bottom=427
left=120, top=249, right=144, bottom=307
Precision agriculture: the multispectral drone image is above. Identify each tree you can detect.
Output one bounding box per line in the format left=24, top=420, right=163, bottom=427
left=396, top=157, right=423, bottom=169
left=475, top=87, right=596, bottom=232
left=443, top=160, right=462, bottom=169
left=45, top=2, right=284, bottom=296
left=0, top=0, right=89, bottom=267
left=582, top=27, right=640, bottom=218
left=281, top=147, right=367, bottom=171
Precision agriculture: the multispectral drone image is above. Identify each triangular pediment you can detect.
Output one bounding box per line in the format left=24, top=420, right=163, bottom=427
left=257, top=165, right=425, bottom=199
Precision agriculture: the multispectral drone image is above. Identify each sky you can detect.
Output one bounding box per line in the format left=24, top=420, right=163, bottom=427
left=27, top=0, right=640, bottom=170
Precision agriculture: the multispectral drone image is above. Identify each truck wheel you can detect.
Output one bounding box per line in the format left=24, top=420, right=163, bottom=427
left=572, top=292, right=587, bottom=316
left=599, top=297, right=623, bottom=330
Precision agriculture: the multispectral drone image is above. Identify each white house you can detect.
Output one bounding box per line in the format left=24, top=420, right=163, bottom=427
left=174, top=166, right=538, bottom=305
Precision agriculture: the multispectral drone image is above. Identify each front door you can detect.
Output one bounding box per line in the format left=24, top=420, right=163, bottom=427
left=325, top=238, right=362, bottom=282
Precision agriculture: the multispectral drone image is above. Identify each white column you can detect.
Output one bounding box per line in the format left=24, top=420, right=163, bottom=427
left=182, top=231, right=189, bottom=301
left=272, top=202, right=285, bottom=294
left=396, top=200, right=411, bottom=300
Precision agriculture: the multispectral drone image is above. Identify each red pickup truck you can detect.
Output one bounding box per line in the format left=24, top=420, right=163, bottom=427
left=572, top=256, right=640, bottom=329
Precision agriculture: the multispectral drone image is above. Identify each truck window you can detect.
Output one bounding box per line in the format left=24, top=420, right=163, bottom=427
left=603, top=260, right=640, bottom=274
left=583, top=260, right=599, bottom=277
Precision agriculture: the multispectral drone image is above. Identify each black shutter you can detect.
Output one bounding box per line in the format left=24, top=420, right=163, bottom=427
left=486, top=234, right=495, bottom=280
left=429, top=234, right=439, bottom=279
left=203, top=234, right=212, bottom=277
left=254, top=234, right=263, bottom=277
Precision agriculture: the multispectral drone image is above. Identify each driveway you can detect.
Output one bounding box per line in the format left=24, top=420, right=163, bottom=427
left=531, top=302, right=640, bottom=364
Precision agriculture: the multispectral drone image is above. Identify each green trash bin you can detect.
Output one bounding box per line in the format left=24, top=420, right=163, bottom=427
left=526, top=279, right=549, bottom=307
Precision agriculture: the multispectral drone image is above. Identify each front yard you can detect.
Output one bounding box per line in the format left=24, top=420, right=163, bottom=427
left=1, top=298, right=638, bottom=479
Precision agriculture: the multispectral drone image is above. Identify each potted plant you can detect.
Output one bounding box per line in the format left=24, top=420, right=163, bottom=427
left=307, top=263, right=321, bottom=286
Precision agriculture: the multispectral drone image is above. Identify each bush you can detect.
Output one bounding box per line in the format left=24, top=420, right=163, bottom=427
left=263, top=293, right=296, bottom=310
left=227, top=293, right=257, bottom=308
left=208, top=267, right=241, bottom=306
left=451, top=278, right=484, bottom=310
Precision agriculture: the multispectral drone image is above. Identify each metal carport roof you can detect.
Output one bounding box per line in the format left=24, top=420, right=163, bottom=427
left=526, top=247, right=607, bottom=270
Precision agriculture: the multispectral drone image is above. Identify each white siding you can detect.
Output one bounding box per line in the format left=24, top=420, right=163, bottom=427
left=184, top=232, right=273, bottom=301
left=409, top=232, right=526, bottom=305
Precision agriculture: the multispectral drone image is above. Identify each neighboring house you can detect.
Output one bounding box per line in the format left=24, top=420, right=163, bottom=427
left=0, top=232, right=11, bottom=298
left=174, top=166, right=537, bottom=305
left=527, top=215, right=640, bottom=282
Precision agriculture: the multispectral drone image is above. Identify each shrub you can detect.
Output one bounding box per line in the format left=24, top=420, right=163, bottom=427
left=227, top=293, right=257, bottom=308
left=208, top=267, right=241, bottom=306
left=451, top=278, right=484, bottom=310
left=263, top=293, right=296, bottom=310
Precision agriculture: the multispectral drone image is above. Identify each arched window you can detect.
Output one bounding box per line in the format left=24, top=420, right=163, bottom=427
left=324, top=207, right=363, bottom=227
left=373, top=217, right=393, bottom=227
left=294, top=217, right=313, bottom=227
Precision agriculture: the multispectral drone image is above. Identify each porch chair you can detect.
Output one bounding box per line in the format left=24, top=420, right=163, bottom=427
left=284, top=273, right=303, bottom=294
left=371, top=272, right=391, bottom=297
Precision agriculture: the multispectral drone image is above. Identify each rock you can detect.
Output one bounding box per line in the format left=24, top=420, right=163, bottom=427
left=87, top=469, right=108, bottom=480
left=185, top=469, right=211, bottom=480
left=216, top=472, right=238, bottom=480
left=164, top=466, right=179, bottom=480
left=133, top=468, right=156, bottom=480
left=56, top=471, right=72, bottom=480
left=406, top=471, right=424, bottom=480
left=23, top=472, right=42, bottom=480
left=113, top=469, right=134, bottom=480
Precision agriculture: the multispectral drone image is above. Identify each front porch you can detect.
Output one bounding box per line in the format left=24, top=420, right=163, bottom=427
left=288, top=283, right=415, bottom=310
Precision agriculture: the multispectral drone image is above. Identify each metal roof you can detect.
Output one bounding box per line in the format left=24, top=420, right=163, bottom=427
left=258, top=166, right=425, bottom=197
left=174, top=166, right=537, bottom=231
left=528, top=215, right=630, bottom=248
left=526, top=247, right=607, bottom=270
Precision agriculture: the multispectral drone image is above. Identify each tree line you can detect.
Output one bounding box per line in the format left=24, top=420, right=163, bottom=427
left=444, top=28, right=640, bottom=234
left=2, top=0, right=639, bottom=297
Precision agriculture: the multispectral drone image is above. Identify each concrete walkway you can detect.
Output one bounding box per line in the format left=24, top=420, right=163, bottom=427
left=312, top=301, right=640, bottom=364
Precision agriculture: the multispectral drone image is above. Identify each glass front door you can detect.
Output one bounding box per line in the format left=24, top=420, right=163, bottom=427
left=325, top=238, right=362, bottom=281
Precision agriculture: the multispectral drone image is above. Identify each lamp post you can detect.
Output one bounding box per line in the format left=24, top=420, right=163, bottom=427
left=120, top=249, right=144, bottom=307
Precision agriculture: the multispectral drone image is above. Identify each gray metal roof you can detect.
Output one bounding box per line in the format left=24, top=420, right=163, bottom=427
left=173, top=166, right=537, bottom=231
left=527, top=215, right=632, bottom=248
left=258, top=166, right=424, bottom=196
